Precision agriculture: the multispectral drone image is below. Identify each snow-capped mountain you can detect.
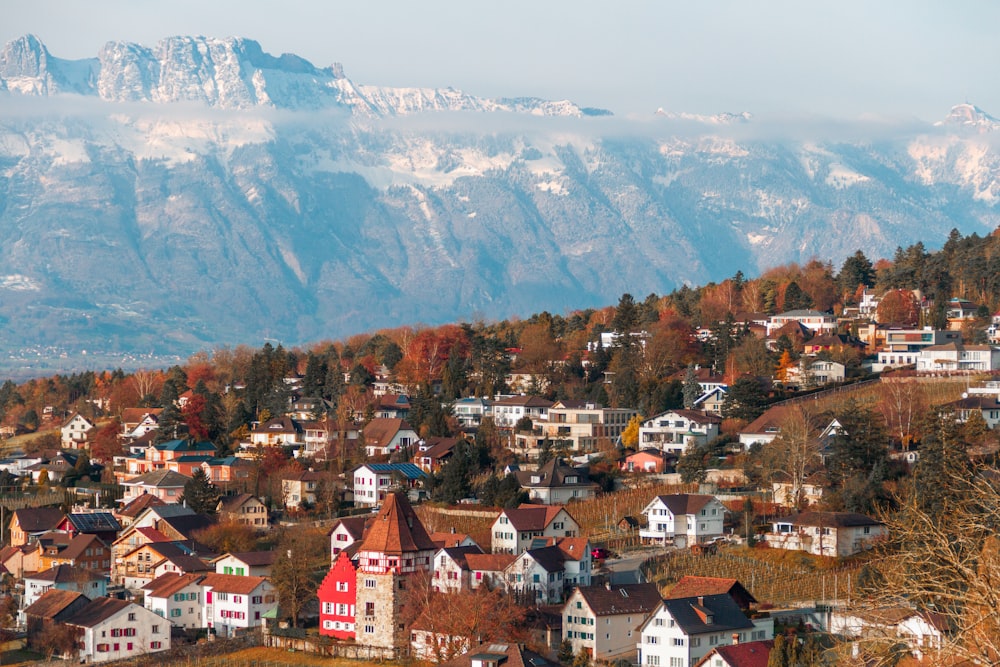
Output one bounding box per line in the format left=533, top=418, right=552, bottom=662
left=1, top=35, right=999, bottom=370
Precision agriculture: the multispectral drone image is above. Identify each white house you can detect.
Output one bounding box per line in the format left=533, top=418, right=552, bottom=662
left=60, top=412, right=95, bottom=449
left=66, top=597, right=170, bottom=663
left=142, top=572, right=205, bottom=629
left=362, top=418, right=419, bottom=458
left=784, top=359, right=846, bottom=388
left=202, top=573, right=277, bottom=638
left=432, top=545, right=484, bottom=593
left=453, top=397, right=491, bottom=429
left=212, top=551, right=276, bottom=578
left=638, top=410, right=722, bottom=455
left=490, top=395, right=554, bottom=428
left=515, top=458, right=599, bottom=505
left=875, top=328, right=961, bottom=370
left=915, top=342, right=1000, bottom=372
left=563, top=583, right=662, bottom=662
left=352, top=463, right=427, bottom=507
left=535, top=400, right=638, bottom=453
left=637, top=594, right=773, bottom=667
left=22, top=565, right=106, bottom=610
left=490, top=504, right=580, bottom=555
left=503, top=545, right=570, bottom=604
left=640, top=494, right=726, bottom=548
left=328, top=515, right=369, bottom=560
left=766, top=310, right=838, bottom=337
left=120, top=469, right=191, bottom=504
left=828, top=606, right=948, bottom=662
left=764, top=511, right=886, bottom=557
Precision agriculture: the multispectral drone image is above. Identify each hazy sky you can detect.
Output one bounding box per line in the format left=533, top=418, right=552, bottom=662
left=4, top=1, right=999, bottom=121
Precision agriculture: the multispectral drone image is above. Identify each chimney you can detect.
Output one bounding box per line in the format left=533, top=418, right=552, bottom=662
left=697, top=596, right=704, bottom=606
left=731, top=633, right=739, bottom=645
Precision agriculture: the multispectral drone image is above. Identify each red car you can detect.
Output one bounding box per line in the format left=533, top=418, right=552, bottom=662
left=591, top=547, right=610, bottom=559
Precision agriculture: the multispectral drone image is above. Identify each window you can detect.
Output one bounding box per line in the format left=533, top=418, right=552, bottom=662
left=365, top=578, right=376, bottom=589
left=672, top=637, right=684, bottom=646
left=646, top=635, right=658, bottom=644
left=645, top=655, right=659, bottom=666
left=654, top=618, right=663, bottom=626
left=364, top=624, right=374, bottom=634
left=323, top=602, right=334, bottom=614
left=152, top=625, right=159, bottom=634
left=669, top=659, right=684, bottom=667
left=336, top=582, right=348, bottom=592
left=366, top=602, right=375, bottom=616
left=170, top=609, right=182, bottom=617
left=151, top=641, right=162, bottom=649
left=128, top=612, right=136, bottom=621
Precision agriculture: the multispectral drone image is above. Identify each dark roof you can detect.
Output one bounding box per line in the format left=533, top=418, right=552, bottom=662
left=575, top=583, right=662, bottom=616
left=27, top=563, right=104, bottom=584
left=357, top=492, right=437, bottom=555
left=500, top=505, right=570, bottom=531
left=328, top=516, right=370, bottom=540
left=158, top=513, right=216, bottom=539
left=521, top=545, right=567, bottom=573
left=64, top=597, right=136, bottom=628
left=11, top=507, right=65, bottom=532
left=658, top=594, right=754, bottom=635
left=492, top=396, right=554, bottom=408
left=516, top=458, right=596, bottom=489
left=67, top=512, right=121, bottom=533
left=438, top=545, right=484, bottom=570
left=219, top=550, right=278, bottom=567
left=775, top=511, right=881, bottom=528
left=360, top=463, right=426, bottom=479
left=653, top=494, right=719, bottom=516
left=23, top=589, right=89, bottom=620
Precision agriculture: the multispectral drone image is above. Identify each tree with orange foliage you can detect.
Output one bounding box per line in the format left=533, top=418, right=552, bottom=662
left=876, top=289, right=920, bottom=327
left=775, top=349, right=796, bottom=383
left=88, top=419, right=123, bottom=463
left=396, top=325, right=470, bottom=387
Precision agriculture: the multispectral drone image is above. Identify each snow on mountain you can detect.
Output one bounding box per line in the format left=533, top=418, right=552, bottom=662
left=1, top=34, right=1000, bottom=369
left=936, top=103, right=1000, bottom=132
left=655, top=108, right=752, bottom=124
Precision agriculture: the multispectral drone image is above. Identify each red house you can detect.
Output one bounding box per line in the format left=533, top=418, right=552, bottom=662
left=318, top=550, right=357, bottom=639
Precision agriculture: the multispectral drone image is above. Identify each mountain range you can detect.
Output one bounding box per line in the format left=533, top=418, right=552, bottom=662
left=1, top=34, right=999, bottom=375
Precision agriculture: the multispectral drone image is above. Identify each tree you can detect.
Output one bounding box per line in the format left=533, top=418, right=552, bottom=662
left=721, top=376, right=768, bottom=422
left=762, top=406, right=822, bottom=508
left=270, top=526, right=329, bottom=628
left=179, top=467, right=221, bottom=514
left=682, top=365, right=701, bottom=409
left=621, top=415, right=642, bottom=450
left=677, top=442, right=710, bottom=483
left=782, top=281, right=813, bottom=311
left=193, top=520, right=258, bottom=554
left=558, top=638, right=575, bottom=664
left=876, top=289, right=920, bottom=327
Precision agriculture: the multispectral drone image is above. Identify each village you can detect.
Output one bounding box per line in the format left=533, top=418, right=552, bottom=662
left=0, top=261, right=999, bottom=666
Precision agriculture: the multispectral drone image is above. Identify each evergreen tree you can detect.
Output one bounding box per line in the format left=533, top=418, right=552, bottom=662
left=557, top=639, right=575, bottom=665
left=912, top=412, right=972, bottom=520
left=180, top=467, right=221, bottom=514
left=721, top=376, right=768, bottom=422
left=682, top=365, right=701, bottom=409
left=837, top=250, right=875, bottom=296
left=782, top=281, right=813, bottom=311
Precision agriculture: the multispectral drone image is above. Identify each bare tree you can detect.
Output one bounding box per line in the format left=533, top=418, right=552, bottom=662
left=762, top=405, right=822, bottom=508
left=877, top=379, right=927, bottom=447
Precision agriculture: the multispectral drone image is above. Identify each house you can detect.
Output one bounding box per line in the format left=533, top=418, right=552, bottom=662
left=64, top=596, right=170, bottom=663
left=362, top=418, right=419, bottom=458
left=318, top=550, right=358, bottom=639
left=329, top=515, right=370, bottom=559
left=827, top=606, right=948, bottom=661
left=464, top=552, right=516, bottom=591
left=555, top=537, right=592, bottom=589
left=532, top=400, right=638, bottom=453
left=118, top=540, right=214, bottom=590
left=784, top=359, right=846, bottom=388
left=638, top=410, right=723, bottom=455
left=23, top=589, right=90, bottom=652
left=453, top=397, right=491, bottom=429
left=216, top=493, right=268, bottom=530
left=35, top=531, right=111, bottom=572
left=436, top=641, right=560, bottom=667
left=0, top=543, right=39, bottom=578
left=201, top=456, right=253, bottom=485
left=212, top=551, right=276, bottom=578
left=113, top=494, right=166, bottom=529
left=353, top=491, right=438, bottom=649
left=352, top=463, right=427, bottom=507
left=415, top=437, right=462, bottom=473
left=372, top=393, right=412, bottom=419
left=432, top=545, right=485, bottom=593
left=120, top=469, right=191, bottom=504
left=764, top=511, right=886, bottom=557
left=621, top=449, right=674, bottom=474
left=771, top=472, right=827, bottom=508
left=249, top=416, right=303, bottom=448
left=665, top=577, right=757, bottom=612
left=280, top=469, right=325, bottom=509
left=640, top=494, right=727, bottom=548
left=637, top=594, right=774, bottom=667
left=120, top=408, right=163, bottom=443
left=61, top=412, right=95, bottom=449
left=202, top=573, right=277, bottom=637
left=693, top=640, right=775, bottom=667
left=429, top=531, right=478, bottom=549
left=142, top=572, right=205, bottom=629
left=875, top=327, right=961, bottom=370
left=60, top=511, right=122, bottom=544
left=941, top=394, right=1000, bottom=429
left=515, top=458, right=599, bottom=505
left=8, top=507, right=65, bottom=546
left=22, top=564, right=107, bottom=609
left=914, top=342, right=1000, bottom=372
left=504, top=545, right=572, bottom=604
left=491, top=504, right=580, bottom=554
left=490, top=395, right=554, bottom=428
left=693, top=386, right=729, bottom=416
left=562, top=583, right=662, bottom=662
left=24, top=453, right=77, bottom=483
left=766, top=310, right=838, bottom=337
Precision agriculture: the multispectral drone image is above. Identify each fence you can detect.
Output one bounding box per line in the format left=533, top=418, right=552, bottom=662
left=264, top=628, right=405, bottom=661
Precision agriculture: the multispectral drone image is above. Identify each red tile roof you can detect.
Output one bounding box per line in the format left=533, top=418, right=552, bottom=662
left=200, top=573, right=268, bottom=595
left=694, top=640, right=774, bottom=667
left=357, top=492, right=436, bottom=555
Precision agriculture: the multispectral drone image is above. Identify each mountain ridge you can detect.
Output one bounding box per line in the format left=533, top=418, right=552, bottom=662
left=0, top=35, right=999, bottom=375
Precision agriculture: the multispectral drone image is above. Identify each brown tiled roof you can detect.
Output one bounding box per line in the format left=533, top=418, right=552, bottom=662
left=142, top=572, right=205, bottom=599
left=122, top=469, right=190, bottom=487
left=500, top=504, right=572, bottom=531
left=23, top=589, right=89, bottom=620
left=492, top=396, right=554, bottom=408
left=134, top=527, right=172, bottom=543
left=438, top=641, right=559, bottom=667
left=200, top=573, right=268, bottom=595
left=556, top=537, right=590, bottom=561
left=464, top=553, right=516, bottom=572
left=217, top=493, right=260, bottom=513
left=429, top=531, right=474, bottom=549
left=11, top=507, right=65, bottom=532
left=515, top=459, right=597, bottom=490
left=740, top=404, right=796, bottom=436
left=357, top=492, right=436, bottom=555
left=28, top=564, right=104, bottom=584
left=64, top=597, right=135, bottom=628
left=220, top=551, right=278, bottom=567
left=116, top=493, right=166, bottom=518
left=121, top=408, right=162, bottom=426
left=666, top=576, right=756, bottom=604
left=576, top=583, right=662, bottom=616
left=362, top=418, right=415, bottom=447
left=55, top=533, right=107, bottom=562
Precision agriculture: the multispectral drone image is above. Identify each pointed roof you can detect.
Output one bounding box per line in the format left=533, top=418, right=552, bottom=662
left=10, top=507, right=65, bottom=533
left=122, top=469, right=191, bottom=488
left=357, top=492, right=436, bottom=555
left=694, top=640, right=774, bottom=667
left=23, top=589, right=89, bottom=620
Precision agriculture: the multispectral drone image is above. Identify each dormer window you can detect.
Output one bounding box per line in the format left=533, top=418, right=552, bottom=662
left=566, top=476, right=578, bottom=484
left=531, top=476, right=541, bottom=484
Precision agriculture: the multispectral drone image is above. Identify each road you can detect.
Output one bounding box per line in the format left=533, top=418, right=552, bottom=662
left=598, top=553, right=653, bottom=585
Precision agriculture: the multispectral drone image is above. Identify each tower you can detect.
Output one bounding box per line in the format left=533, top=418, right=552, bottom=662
left=353, top=492, right=436, bottom=649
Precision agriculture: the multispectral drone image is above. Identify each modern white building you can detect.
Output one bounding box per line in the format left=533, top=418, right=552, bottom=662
left=766, top=310, right=838, bottom=337
left=914, top=343, right=1000, bottom=372
left=352, top=463, right=427, bottom=507
left=764, top=511, right=886, bottom=557
left=637, top=594, right=773, bottom=667
left=640, top=494, right=726, bottom=548
left=638, top=410, right=723, bottom=455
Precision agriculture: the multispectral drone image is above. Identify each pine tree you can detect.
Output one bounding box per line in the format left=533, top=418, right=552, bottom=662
left=180, top=467, right=221, bottom=514
left=682, top=365, right=701, bottom=409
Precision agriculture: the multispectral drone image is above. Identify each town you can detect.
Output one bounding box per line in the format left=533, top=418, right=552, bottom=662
left=0, top=237, right=999, bottom=666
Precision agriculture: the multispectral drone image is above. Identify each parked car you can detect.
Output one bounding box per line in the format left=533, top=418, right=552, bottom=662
left=591, top=547, right=610, bottom=559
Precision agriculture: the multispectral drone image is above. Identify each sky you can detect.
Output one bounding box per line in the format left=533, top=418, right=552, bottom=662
left=3, top=1, right=1000, bottom=121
